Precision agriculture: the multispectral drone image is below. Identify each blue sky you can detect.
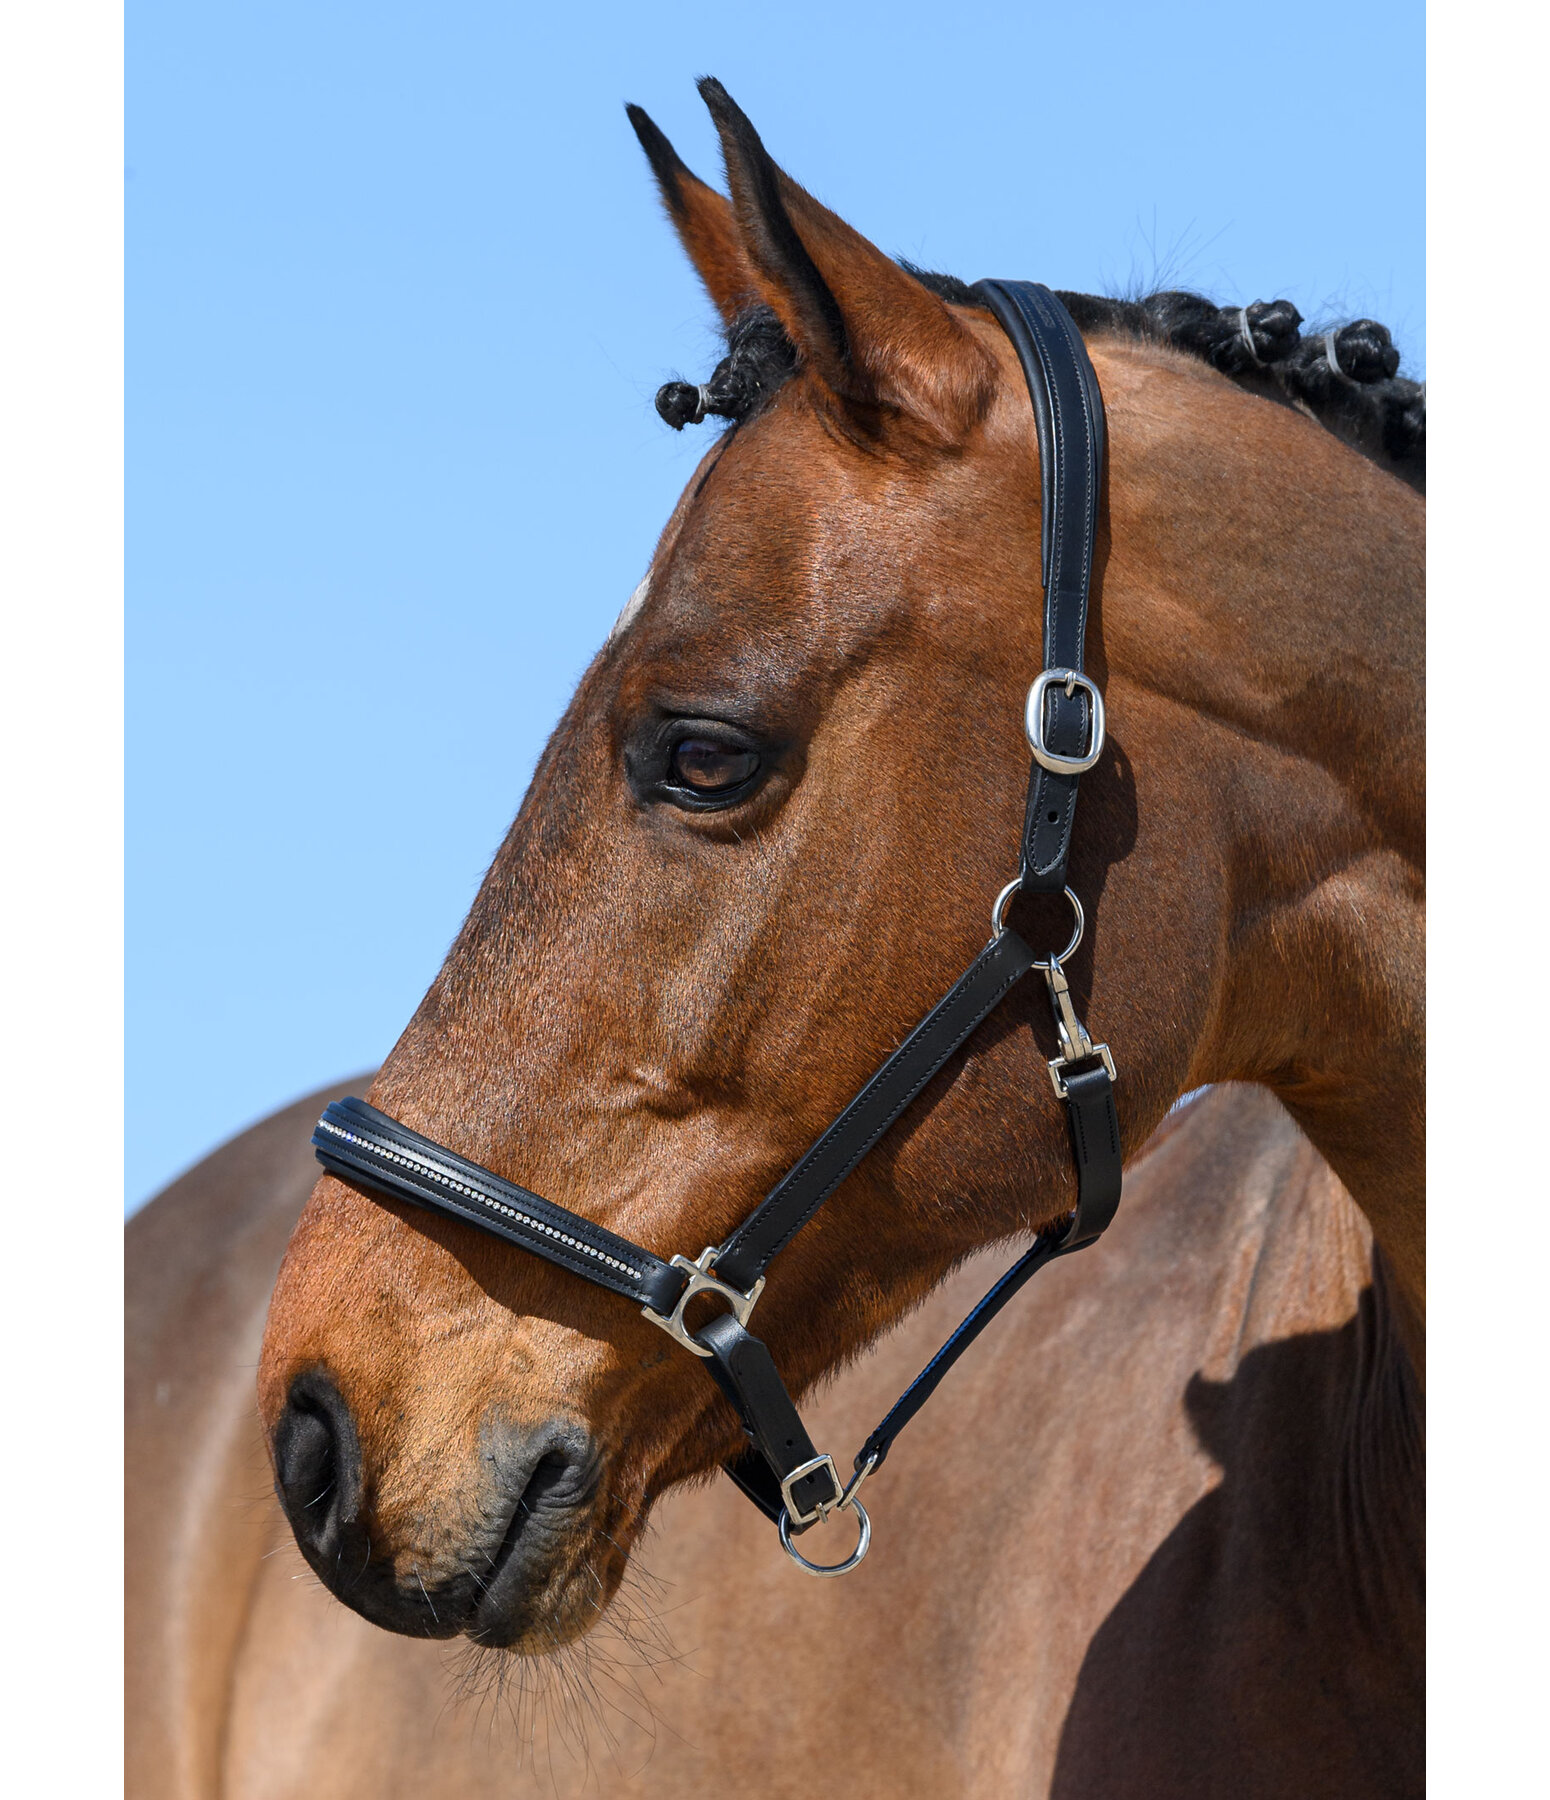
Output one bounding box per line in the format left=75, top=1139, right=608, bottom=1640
left=127, top=0, right=1422, bottom=1209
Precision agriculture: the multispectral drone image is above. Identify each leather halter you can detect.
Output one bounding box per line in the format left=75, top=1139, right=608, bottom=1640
left=312, top=282, right=1123, bottom=1577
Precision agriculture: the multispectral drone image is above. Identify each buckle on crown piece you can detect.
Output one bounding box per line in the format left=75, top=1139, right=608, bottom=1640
left=1026, top=667, right=1106, bottom=776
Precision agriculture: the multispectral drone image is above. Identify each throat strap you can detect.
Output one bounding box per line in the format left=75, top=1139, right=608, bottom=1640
left=715, top=1050, right=1123, bottom=1528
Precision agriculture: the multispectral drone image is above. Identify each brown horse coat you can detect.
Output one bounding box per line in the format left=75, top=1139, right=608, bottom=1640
left=127, top=1081, right=1420, bottom=1797
left=253, top=91, right=1423, bottom=1668
left=136, top=84, right=1423, bottom=1794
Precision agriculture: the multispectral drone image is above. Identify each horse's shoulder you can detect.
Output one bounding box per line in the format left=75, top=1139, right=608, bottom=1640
left=128, top=1076, right=371, bottom=1360
left=126, top=1076, right=375, bottom=1798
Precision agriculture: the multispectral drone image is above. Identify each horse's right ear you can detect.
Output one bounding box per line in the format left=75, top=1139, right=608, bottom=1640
left=696, top=80, right=996, bottom=449
left=627, top=104, right=759, bottom=325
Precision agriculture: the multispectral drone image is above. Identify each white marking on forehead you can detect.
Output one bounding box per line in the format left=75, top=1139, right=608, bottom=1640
left=605, top=575, right=652, bottom=649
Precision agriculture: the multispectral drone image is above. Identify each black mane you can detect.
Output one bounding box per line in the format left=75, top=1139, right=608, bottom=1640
left=655, top=267, right=1425, bottom=493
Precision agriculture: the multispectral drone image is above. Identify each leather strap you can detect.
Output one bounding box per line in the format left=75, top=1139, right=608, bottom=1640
left=713, top=928, right=1037, bottom=1293
left=855, top=1228, right=1065, bottom=1475
left=697, top=1314, right=844, bottom=1528
left=841, top=1056, right=1122, bottom=1481
left=1059, top=1062, right=1123, bottom=1248
left=311, top=929, right=1039, bottom=1324
left=971, top=280, right=1106, bottom=893
left=312, top=1097, right=688, bottom=1316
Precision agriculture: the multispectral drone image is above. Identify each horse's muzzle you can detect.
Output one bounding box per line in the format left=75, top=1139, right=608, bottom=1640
left=270, top=1368, right=601, bottom=1646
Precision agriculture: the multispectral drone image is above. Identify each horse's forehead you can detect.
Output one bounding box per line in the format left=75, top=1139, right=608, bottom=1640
left=621, top=428, right=873, bottom=649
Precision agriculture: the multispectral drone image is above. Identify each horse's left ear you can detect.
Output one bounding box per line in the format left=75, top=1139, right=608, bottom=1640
left=626, top=103, right=760, bottom=326
left=698, top=78, right=997, bottom=447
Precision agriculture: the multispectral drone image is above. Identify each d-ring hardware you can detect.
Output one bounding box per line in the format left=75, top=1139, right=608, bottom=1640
left=992, top=879, right=1086, bottom=970
left=991, top=875, right=1024, bottom=941
left=1029, top=886, right=1086, bottom=971
left=1025, top=667, right=1106, bottom=775
left=640, top=1246, right=765, bottom=1358
left=779, top=1495, right=872, bottom=1578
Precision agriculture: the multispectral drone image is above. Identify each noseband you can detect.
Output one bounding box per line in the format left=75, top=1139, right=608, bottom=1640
left=313, top=283, right=1122, bottom=1578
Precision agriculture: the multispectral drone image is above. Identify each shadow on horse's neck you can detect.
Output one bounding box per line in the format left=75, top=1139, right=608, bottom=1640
left=1052, top=1260, right=1422, bottom=1799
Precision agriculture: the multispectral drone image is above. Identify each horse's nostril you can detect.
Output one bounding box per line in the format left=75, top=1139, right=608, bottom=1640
left=268, top=1389, right=597, bottom=1646
left=272, top=1371, right=362, bottom=1562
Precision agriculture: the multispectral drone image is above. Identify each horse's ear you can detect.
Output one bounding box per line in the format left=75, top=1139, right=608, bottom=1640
left=697, top=78, right=996, bottom=445
left=626, top=104, right=760, bottom=326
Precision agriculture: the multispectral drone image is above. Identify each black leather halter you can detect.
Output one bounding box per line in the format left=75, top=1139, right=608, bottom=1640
left=312, top=282, right=1122, bottom=1577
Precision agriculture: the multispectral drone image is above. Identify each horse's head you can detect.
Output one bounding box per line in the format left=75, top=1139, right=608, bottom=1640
left=257, top=82, right=1423, bottom=1652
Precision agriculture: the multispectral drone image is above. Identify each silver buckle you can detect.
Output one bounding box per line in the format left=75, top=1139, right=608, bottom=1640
left=1044, top=957, right=1117, bottom=1097
left=777, top=1452, right=878, bottom=1577
left=1025, top=667, right=1106, bottom=775
left=640, top=1246, right=765, bottom=1358
left=779, top=1453, right=844, bottom=1528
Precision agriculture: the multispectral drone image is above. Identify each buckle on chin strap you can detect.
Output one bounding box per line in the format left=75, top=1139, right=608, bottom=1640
left=640, top=1245, right=765, bottom=1358
left=777, top=1452, right=878, bottom=1578
left=779, top=1453, right=844, bottom=1527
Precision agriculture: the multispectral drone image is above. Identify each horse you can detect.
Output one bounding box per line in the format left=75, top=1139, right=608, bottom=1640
left=127, top=1080, right=1419, bottom=1796
left=132, top=76, right=1424, bottom=1792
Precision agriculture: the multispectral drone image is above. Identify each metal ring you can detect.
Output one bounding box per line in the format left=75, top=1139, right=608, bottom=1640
left=990, top=876, right=1023, bottom=940
left=778, top=1499, right=871, bottom=1578
left=992, top=881, right=1085, bottom=968
left=1029, top=887, right=1085, bottom=970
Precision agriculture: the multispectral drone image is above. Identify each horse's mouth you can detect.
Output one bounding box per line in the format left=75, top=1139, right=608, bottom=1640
left=463, top=1447, right=612, bottom=1650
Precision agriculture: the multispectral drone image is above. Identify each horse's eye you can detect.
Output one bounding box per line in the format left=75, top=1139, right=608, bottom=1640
left=670, top=737, right=760, bottom=794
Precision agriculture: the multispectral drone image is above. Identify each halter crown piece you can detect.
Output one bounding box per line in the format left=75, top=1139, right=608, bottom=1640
left=313, top=283, right=1123, bottom=1577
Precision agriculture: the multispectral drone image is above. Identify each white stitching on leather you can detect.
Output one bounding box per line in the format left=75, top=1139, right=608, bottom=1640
left=315, top=1118, right=642, bottom=1279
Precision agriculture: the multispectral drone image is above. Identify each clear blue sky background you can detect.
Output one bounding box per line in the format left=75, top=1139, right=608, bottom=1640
left=127, top=1, right=1423, bottom=1211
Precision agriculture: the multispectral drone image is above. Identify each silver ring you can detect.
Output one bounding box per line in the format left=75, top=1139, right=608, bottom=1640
left=991, top=881, right=1085, bottom=968
left=1031, top=886, right=1085, bottom=969
left=778, top=1499, right=871, bottom=1578
left=991, top=876, right=1023, bottom=940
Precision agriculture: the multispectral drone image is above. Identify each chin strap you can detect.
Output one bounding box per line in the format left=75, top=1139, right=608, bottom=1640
left=311, top=282, right=1123, bottom=1578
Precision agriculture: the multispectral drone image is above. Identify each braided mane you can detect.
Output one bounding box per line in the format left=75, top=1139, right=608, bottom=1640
left=656, top=268, right=1424, bottom=494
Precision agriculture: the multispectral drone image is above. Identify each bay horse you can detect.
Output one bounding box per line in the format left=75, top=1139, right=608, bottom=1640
left=140, top=77, right=1424, bottom=1792
left=128, top=1082, right=1420, bottom=1796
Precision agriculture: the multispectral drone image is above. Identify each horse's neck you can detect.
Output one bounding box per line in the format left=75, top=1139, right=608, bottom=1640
left=1137, top=1094, right=1424, bottom=1748
left=1209, top=822, right=1424, bottom=1365
left=1191, top=594, right=1424, bottom=1368
left=1190, top=1089, right=1422, bottom=1590
left=1108, top=370, right=1427, bottom=1364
